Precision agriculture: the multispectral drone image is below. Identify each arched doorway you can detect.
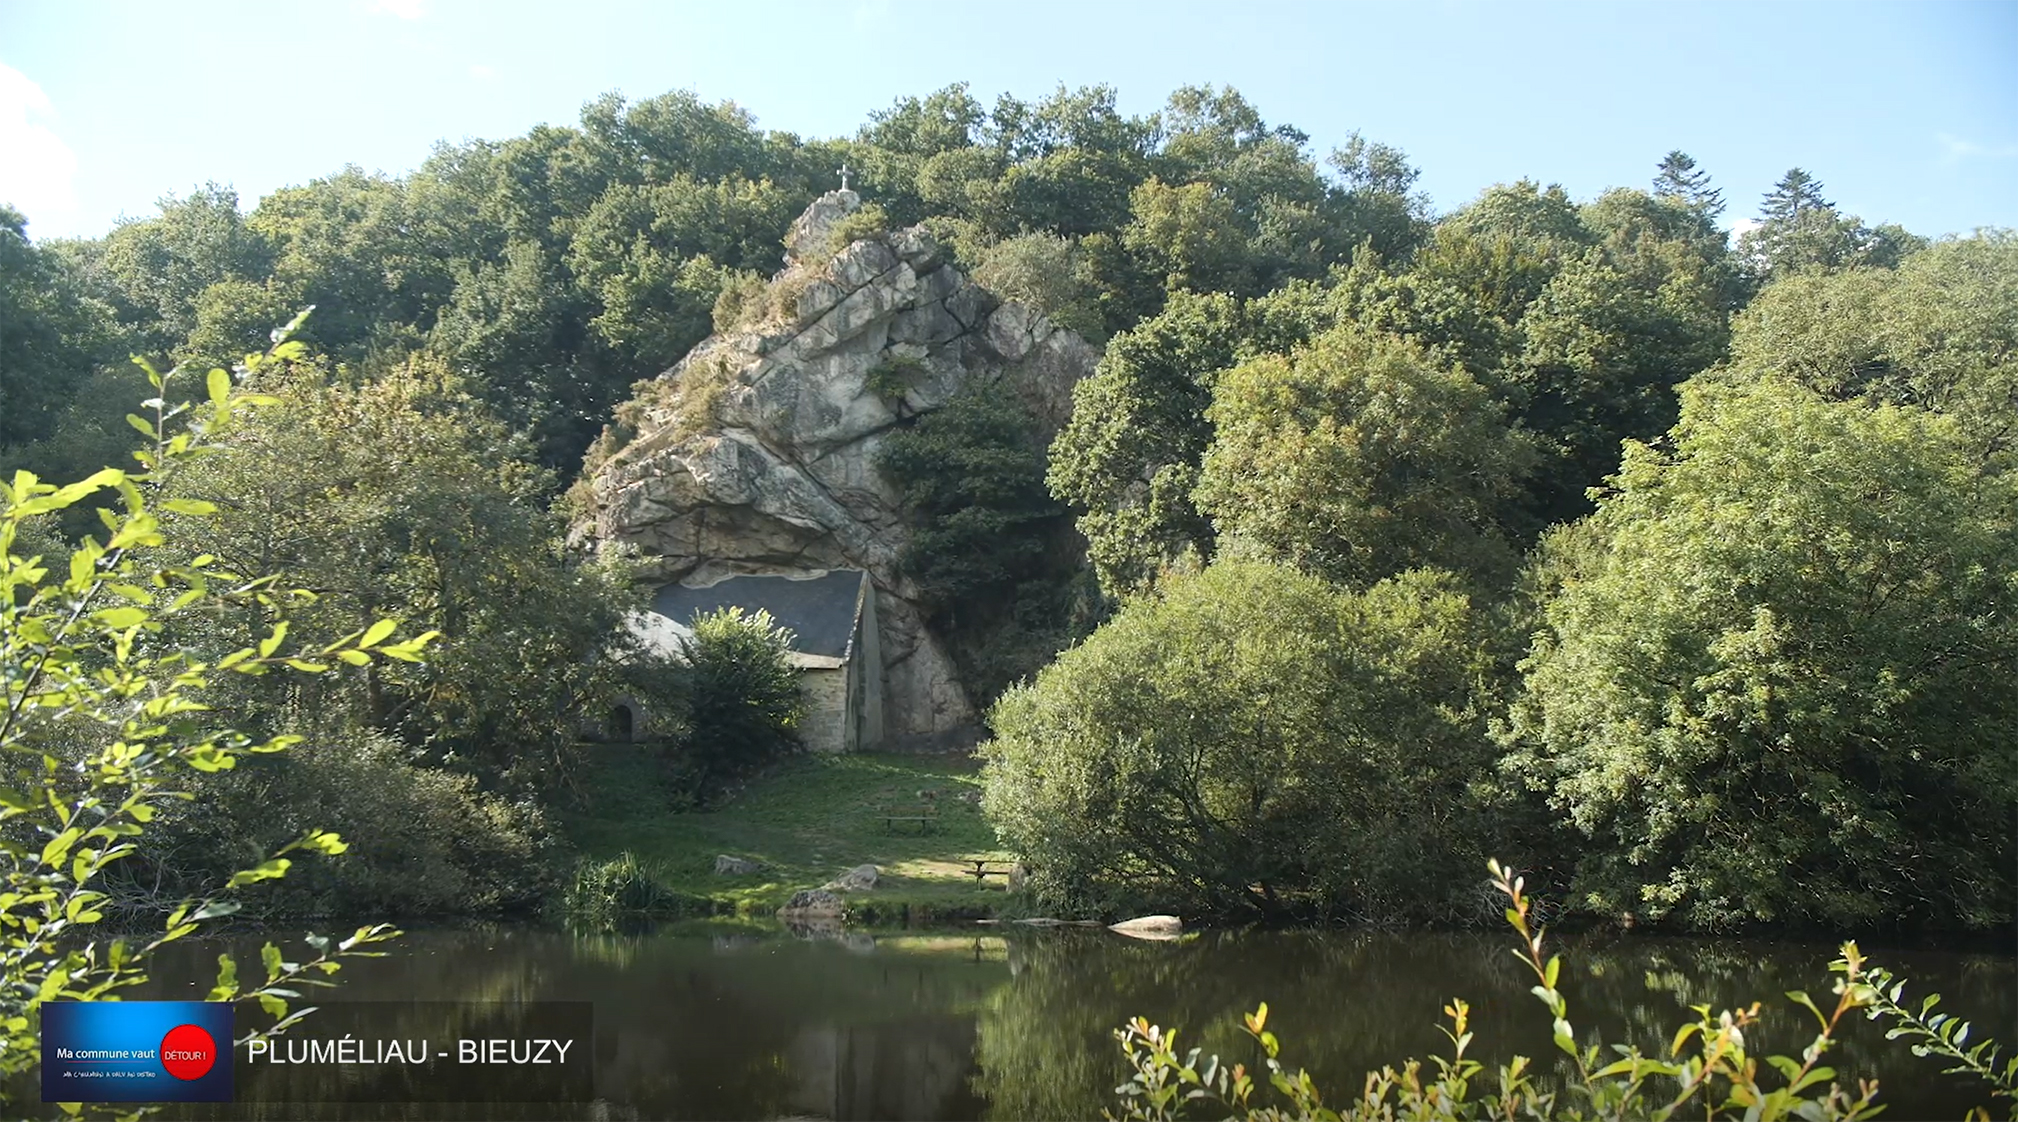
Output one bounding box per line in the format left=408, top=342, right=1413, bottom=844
left=608, top=703, right=635, bottom=743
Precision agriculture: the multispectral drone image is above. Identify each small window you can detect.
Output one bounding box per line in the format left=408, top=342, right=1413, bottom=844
left=609, top=703, right=635, bottom=743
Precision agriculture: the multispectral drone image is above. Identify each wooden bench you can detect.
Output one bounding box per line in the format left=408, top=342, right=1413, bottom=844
left=963, top=859, right=1010, bottom=881
left=879, top=803, right=939, bottom=834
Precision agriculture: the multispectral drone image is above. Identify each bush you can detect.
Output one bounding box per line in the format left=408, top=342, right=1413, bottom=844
left=822, top=202, right=890, bottom=257
left=982, top=560, right=1500, bottom=921
left=709, top=268, right=769, bottom=334
left=973, top=232, right=1107, bottom=341
left=136, top=729, right=562, bottom=920
left=676, top=607, right=803, bottom=798
left=865, top=352, right=928, bottom=400
left=1505, top=377, right=2018, bottom=931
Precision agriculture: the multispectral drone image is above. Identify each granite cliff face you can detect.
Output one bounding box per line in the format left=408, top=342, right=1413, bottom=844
left=580, top=190, right=1099, bottom=744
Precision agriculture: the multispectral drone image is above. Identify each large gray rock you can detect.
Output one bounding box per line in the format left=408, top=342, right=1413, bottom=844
left=581, top=191, right=1100, bottom=742
left=713, top=855, right=763, bottom=876
left=1108, top=915, right=1184, bottom=941
left=778, top=889, right=845, bottom=920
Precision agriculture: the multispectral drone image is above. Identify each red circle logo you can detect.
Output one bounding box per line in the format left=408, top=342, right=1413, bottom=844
left=159, top=1023, right=217, bottom=1081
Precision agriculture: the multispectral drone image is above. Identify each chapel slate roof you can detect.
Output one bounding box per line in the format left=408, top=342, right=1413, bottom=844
left=648, top=570, right=865, bottom=660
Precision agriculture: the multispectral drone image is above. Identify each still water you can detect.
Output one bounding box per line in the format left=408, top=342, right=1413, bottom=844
left=116, top=923, right=2016, bottom=1120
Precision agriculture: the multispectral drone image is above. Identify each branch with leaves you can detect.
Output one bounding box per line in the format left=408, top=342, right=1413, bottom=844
left=0, top=315, right=436, bottom=1108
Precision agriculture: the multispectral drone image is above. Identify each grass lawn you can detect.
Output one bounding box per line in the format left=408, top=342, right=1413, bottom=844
left=561, top=747, right=1022, bottom=925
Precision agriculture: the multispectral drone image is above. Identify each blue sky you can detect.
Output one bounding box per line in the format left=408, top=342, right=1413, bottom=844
left=2, top=0, right=2013, bottom=242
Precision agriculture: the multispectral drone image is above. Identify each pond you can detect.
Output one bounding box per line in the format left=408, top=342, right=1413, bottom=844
left=104, top=923, right=2018, bottom=1120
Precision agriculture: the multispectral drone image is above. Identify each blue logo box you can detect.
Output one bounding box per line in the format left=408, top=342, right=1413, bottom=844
left=41, top=1000, right=234, bottom=1103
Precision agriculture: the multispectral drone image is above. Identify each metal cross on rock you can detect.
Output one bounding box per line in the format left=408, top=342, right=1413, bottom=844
left=836, top=162, right=852, bottom=191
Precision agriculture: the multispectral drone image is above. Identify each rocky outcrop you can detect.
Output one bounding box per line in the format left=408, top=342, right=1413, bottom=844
left=580, top=190, right=1100, bottom=741
left=714, top=855, right=764, bottom=876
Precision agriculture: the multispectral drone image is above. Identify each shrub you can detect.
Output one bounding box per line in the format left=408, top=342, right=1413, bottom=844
left=865, top=352, right=928, bottom=400
left=973, top=232, right=1107, bottom=341
left=136, top=730, right=562, bottom=920
left=676, top=607, right=803, bottom=798
left=561, top=852, right=709, bottom=930
left=709, top=268, right=769, bottom=334
left=982, top=560, right=1500, bottom=921
left=822, top=202, right=890, bottom=257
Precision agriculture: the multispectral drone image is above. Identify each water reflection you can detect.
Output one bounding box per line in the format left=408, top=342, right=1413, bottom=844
left=63, top=924, right=2014, bottom=1120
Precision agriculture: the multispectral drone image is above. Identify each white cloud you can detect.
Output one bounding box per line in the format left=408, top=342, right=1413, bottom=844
left=370, top=0, right=426, bottom=19
left=469, top=63, right=496, bottom=79
left=0, top=64, right=77, bottom=233
left=1938, top=132, right=2018, bottom=163
left=1725, top=216, right=1762, bottom=241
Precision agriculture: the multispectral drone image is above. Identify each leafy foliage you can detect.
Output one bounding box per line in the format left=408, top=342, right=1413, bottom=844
left=0, top=333, right=422, bottom=1106
left=1197, top=324, right=1537, bottom=589
left=1505, top=377, right=2018, bottom=931
left=162, top=354, right=652, bottom=789
left=0, top=207, right=120, bottom=452
left=1046, top=291, right=1254, bottom=596
left=1728, top=229, right=2018, bottom=452
left=983, top=561, right=1499, bottom=921
left=674, top=607, right=803, bottom=799
left=877, top=385, right=1090, bottom=700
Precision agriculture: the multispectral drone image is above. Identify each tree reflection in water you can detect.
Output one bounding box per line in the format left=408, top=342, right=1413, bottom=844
left=113, top=925, right=2010, bottom=1121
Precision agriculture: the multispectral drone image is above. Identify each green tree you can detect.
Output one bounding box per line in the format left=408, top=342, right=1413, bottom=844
left=567, top=173, right=804, bottom=368
left=228, top=166, right=453, bottom=369
left=1332, top=185, right=1735, bottom=528
left=1046, top=291, right=1249, bottom=595
left=1196, top=324, right=1536, bottom=589
left=0, top=207, right=118, bottom=452
left=877, top=386, right=1063, bottom=613
left=1505, top=377, right=2018, bottom=931
left=1727, top=229, right=2018, bottom=452
left=97, top=184, right=275, bottom=359
left=1325, top=131, right=1432, bottom=261
left=1123, top=178, right=1254, bottom=296
left=876, top=384, right=1087, bottom=701
left=164, top=355, right=649, bottom=788
left=983, top=561, right=1497, bottom=921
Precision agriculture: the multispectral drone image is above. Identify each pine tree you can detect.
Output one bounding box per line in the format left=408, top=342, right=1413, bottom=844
left=1653, top=150, right=1723, bottom=217
left=1759, top=168, right=1831, bottom=225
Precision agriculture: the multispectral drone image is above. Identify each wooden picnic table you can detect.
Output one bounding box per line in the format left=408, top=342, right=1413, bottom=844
left=963, top=859, right=1009, bottom=881
left=879, top=802, right=939, bottom=834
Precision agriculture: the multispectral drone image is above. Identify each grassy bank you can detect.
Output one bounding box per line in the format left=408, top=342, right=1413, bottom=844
left=560, top=747, right=1021, bottom=926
